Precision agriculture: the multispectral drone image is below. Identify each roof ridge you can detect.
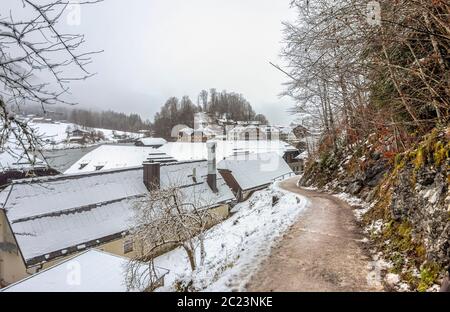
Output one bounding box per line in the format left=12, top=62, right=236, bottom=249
left=10, top=165, right=144, bottom=185
left=11, top=194, right=145, bottom=223
left=159, top=159, right=206, bottom=167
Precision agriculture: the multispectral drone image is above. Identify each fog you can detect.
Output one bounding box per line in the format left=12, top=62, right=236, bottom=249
left=4, top=0, right=298, bottom=124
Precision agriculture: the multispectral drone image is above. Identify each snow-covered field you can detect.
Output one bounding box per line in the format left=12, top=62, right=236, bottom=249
left=153, top=183, right=310, bottom=292
left=29, top=121, right=141, bottom=150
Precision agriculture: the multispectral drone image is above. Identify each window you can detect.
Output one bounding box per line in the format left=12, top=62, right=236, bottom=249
left=123, top=239, right=133, bottom=254
left=94, top=165, right=104, bottom=171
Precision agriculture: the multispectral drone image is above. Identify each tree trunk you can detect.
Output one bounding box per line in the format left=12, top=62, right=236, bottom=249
left=183, top=243, right=197, bottom=271
left=199, top=234, right=206, bottom=266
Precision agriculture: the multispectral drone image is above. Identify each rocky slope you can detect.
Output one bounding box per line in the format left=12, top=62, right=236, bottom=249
left=300, top=128, right=449, bottom=291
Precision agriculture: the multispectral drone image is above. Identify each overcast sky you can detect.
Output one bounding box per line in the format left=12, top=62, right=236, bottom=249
left=57, top=0, right=297, bottom=124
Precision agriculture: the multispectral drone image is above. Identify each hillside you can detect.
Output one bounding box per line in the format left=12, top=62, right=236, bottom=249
left=300, top=127, right=449, bottom=291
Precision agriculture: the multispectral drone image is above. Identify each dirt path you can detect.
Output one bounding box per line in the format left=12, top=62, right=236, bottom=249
left=246, top=176, right=382, bottom=292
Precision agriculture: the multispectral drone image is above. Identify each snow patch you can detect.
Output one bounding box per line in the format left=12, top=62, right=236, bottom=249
left=367, top=219, right=384, bottom=236
left=153, top=185, right=310, bottom=292
left=334, top=192, right=373, bottom=221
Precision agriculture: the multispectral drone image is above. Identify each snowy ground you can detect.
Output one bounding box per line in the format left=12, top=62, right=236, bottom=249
left=29, top=121, right=142, bottom=150
left=153, top=183, right=310, bottom=292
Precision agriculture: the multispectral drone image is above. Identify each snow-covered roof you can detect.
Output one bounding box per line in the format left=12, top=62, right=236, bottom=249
left=179, top=127, right=194, bottom=135
left=217, top=152, right=294, bottom=191
left=1, top=249, right=168, bottom=292
left=0, top=150, right=46, bottom=171
left=0, top=161, right=234, bottom=266
left=137, top=137, right=167, bottom=146
left=295, top=150, right=309, bottom=160
left=157, top=140, right=297, bottom=162
left=64, top=145, right=175, bottom=174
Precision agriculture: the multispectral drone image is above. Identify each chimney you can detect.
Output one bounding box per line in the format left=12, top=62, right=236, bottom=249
left=207, top=142, right=217, bottom=192
left=143, top=161, right=160, bottom=191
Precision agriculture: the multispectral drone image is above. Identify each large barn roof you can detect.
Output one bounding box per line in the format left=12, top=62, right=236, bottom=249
left=0, top=161, right=234, bottom=266
left=136, top=137, right=167, bottom=146
left=64, top=145, right=175, bottom=174
left=217, top=152, right=294, bottom=191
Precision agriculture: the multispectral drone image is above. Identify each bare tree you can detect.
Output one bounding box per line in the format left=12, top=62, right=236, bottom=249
left=198, top=89, right=208, bottom=111
left=0, top=0, right=102, bottom=163
left=125, top=181, right=220, bottom=291
left=280, top=0, right=449, bottom=156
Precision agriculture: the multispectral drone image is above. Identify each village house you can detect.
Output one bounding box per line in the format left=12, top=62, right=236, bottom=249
left=177, top=127, right=196, bottom=142
left=157, top=139, right=302, bottom=173
left=1, top=249, right=169, bottom=292
left=227, top=124, right=262, bottom=141
left=178, top=112, right=307, bottom=151
left=224, top=123, right=307, bottom=147
left=217, top=152, right=294, bottom=201
left=0, top=142, right=234, bottom=287
left=134, top=137, right=167, bottom=148
left=260, top=125, right=281, bottom=141
left=177, top=126, right=222, bottom=142
left=66, top=128, right=90, bottom=144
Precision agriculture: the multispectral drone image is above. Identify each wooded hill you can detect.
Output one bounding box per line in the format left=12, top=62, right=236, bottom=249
left=13, top=105, right=152, bottom=133
left=152, top=89, right=268, bottom=139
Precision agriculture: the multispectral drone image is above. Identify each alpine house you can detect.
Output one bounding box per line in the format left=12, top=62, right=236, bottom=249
left=0, top=142, right=234, bottom=287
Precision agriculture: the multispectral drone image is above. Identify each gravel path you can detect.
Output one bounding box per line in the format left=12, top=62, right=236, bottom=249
left=246, top=177, right=383, bottom=292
